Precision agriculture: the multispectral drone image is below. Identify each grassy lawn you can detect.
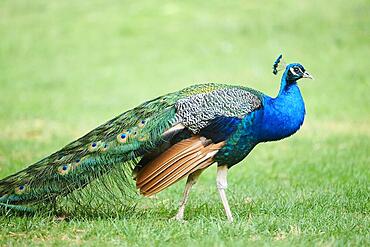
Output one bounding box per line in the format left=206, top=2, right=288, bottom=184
left=0, top=0, right=369, bottom=246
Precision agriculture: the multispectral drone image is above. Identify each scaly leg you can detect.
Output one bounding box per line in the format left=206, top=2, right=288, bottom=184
left=172, top=169, right=204, bottom=221
left=217, top=165, right=234, bottom=222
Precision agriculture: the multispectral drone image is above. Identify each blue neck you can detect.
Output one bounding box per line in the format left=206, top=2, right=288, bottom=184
left=278, top=69, right=296, bottom=96
left=258, top=73, right=306, bottom=142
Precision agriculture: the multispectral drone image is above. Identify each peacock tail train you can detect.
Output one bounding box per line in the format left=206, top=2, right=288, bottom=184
left=0, top=83, right=262, bottom=213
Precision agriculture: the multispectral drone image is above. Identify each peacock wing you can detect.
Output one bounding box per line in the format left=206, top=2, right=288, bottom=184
left=135, top=85, right=263, bottom=196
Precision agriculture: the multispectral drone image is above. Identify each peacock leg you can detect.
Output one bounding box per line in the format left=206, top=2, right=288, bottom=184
left=172, top=169, right=204, bottom=221
left=217, top=165, right=234, bottom=222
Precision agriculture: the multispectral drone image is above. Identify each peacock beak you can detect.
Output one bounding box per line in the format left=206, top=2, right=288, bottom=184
left=302, top=71, right=313, bottom=79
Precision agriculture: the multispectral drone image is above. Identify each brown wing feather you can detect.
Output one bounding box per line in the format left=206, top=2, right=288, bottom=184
left=136, top=136, right=205, bottom=188
left=136, top=136, right=225, bottom=196
left=139, top=152, right=199, bottom=193
left=144, top=154, right=212, bottom=196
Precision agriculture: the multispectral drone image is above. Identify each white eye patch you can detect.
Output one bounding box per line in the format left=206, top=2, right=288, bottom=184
left=290, top=67, right=302, bottom=76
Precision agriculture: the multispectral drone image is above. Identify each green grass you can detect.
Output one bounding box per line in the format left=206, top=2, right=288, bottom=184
left=0, top=0, right=369, bottom=246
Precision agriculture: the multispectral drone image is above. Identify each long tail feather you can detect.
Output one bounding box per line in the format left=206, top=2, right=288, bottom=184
left=0, top=96, right=178, bottom=211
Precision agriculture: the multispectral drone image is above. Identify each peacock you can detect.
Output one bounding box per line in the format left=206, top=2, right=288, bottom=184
left=0, top=55, right=312, bottom=222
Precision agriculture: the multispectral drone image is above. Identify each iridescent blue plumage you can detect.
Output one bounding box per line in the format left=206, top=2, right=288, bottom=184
left=215, top=61, right=311, bottom=168
left=199, top=116, right=242, bottom=143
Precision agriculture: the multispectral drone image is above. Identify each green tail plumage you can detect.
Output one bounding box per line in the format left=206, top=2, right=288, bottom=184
left=0, top=93, right=180, bottom=212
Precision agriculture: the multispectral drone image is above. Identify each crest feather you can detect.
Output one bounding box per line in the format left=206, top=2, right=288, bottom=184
left=272, top=54, right=286, bottom=75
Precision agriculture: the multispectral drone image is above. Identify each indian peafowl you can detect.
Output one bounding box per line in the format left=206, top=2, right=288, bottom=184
left=0, top=55, right=312, bottom=221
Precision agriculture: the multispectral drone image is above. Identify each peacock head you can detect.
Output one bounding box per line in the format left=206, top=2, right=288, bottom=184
left=285, top=63, right=313, bottom=82
left=273, top=55, right=313, bottom=83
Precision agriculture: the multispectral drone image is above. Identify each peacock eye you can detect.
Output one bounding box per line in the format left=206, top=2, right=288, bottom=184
left=294, top=67, right=300, bottom=73
left=15, top=184, right=27, bottom=194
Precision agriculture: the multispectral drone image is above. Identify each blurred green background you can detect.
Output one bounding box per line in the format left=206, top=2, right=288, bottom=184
left=0, top=0, right=369, bottom=246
